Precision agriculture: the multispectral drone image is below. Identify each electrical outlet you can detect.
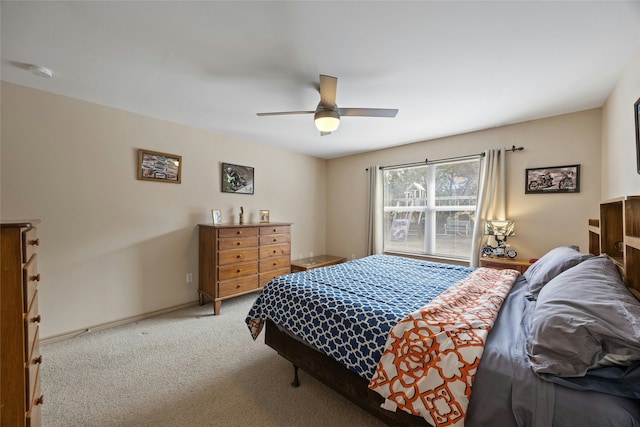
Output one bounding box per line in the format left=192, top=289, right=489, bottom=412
left=186, top=273, right=193, bottom=283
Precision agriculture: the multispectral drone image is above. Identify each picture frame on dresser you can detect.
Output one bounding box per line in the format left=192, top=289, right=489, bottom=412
left=634, top=96, right=640, bottom=174
left=221, top=162, right=254, bottom=194
left=137, top=149, right=182, bottom=183
left=260, top=210, right=270, bottom=223
left=211, top=209, right=222, bottom=225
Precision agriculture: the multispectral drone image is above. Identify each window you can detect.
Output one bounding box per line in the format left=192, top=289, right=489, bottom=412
left=382, top=158, right=480, bottom=260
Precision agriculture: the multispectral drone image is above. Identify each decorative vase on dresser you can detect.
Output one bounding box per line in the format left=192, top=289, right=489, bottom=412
left=198, top=222, right=291, bottom=315
left=1, top=220, right=44, bottom=427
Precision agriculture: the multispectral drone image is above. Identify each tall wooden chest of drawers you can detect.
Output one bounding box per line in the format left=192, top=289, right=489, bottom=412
left=198, top=223, right=291, bottom=315
left=1, top=220, right=44, bottom=427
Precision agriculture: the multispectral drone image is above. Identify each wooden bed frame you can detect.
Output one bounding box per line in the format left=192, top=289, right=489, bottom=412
left=264, top=195, right=640, bottom=426
left=264, top=319, right=429, bottom=427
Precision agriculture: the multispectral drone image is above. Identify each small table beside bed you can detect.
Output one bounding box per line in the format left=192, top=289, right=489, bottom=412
left=245, top=198, right=640, bottom=427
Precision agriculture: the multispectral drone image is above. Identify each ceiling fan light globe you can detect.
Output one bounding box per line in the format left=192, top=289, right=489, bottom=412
left=314, top=110, right=340, bottom=132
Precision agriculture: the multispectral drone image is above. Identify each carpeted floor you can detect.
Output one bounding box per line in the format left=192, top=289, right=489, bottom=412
left=40, top=293, right=387, bottom=426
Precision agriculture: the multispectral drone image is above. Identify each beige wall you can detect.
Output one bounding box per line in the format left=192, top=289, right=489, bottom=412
left=326, top=109, right=602, bottom=262
left=1, top=82, right=327, bottom=339
left=601, top=47, right=640, bottom=199
left=4, top=47, right=635, bottom=339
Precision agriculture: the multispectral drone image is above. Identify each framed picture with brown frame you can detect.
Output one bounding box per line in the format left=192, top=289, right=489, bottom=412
left=260, top=210, right=270, bottom=223
left=137, top=149, right=182, bottom=183
left=525, top=164, right=580, bottom=194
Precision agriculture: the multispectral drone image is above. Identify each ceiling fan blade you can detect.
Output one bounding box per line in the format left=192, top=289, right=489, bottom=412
left=256, top=111, right=314, bottom=116
left=319, top=74, right=337, bottom=107
left=339, top=108, right=398, bottom=118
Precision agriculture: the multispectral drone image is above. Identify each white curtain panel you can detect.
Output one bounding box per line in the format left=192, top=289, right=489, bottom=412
left=366, top=165, right=383, bottom=255
left=470, top=148, right=506, bottom=266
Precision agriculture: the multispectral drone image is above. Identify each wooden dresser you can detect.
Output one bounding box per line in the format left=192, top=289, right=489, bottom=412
left=198, top=223, right=291, bottom=314
left=1, top=220, right=44, bottom=427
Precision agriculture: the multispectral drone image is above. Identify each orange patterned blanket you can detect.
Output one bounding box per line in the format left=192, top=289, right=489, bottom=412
left=368, top=267, right=519, bottom=427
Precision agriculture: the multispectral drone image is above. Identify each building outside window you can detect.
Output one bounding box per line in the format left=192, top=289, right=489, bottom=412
left=383, top=158, right=480, bottom=260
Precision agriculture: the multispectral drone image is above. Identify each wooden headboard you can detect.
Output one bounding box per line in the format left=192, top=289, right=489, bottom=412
left=588, top=195, right=640, bottom=300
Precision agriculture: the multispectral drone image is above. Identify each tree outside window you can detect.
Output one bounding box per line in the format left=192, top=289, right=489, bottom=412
left=383, top=159, right=480, bottom=259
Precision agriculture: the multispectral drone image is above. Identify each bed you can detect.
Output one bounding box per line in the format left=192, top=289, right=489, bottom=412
left=246, top=209, right=640, bottom=426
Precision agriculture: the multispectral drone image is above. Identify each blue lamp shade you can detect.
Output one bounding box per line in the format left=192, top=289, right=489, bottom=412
left=485, top=220, right=515, bottom=237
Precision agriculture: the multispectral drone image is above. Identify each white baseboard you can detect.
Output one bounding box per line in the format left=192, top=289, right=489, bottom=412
left=40, top=300, right=201, bottom=345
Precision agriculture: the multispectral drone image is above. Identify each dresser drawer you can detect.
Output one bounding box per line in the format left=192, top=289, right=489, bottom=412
left=24, top=290, right=41, bottom=360
left=260, top=255, right=291, bottom=273
left=259, top=233, right=290, bottom=246
left=27, top=397, right=42, bottom=427
left=218, top=262, right=258, bottom=281
left=259, top=244, right=291, bottom=259
left=218, top=248, right=258, bottom=265
left=218, top=236, right=258, bottom=251
left=22, top=254, right=39, bottom=312
left=219, top=275, right=259, bottom=297
left=260, top=225, right=290, bottom=235
left=25, top=326, right=42, bottom=412
left=259, top=268, right=291, bottom=287
left=21, top=227, right=39, bottom=263
left=218, top=227, right=258, bottom=238
left=27, top=362, right=43, bottom=426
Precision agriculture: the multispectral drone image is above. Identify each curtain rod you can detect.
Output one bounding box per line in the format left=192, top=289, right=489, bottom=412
left=366, top=145, right=524, bottom=171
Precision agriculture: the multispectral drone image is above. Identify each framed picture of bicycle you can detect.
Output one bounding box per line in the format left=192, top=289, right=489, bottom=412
left=525, top=164, right=580, bottom=194
left=221, top=162, right=254, bottom=194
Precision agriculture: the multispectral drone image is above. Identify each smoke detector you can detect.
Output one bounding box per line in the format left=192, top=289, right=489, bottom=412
left=28, top=65, right=54, bottom=78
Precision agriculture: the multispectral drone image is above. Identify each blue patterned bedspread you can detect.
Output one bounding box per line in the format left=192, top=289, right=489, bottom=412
left=246, top=254, right=474, bottom=379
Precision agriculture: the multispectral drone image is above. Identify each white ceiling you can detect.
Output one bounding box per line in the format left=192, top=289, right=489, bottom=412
left=2, top=1, right=639, bottom=159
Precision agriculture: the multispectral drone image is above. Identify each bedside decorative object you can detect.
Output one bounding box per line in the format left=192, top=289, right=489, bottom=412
left=260, top=210, right=270, bottom=223
left=137, top=149, right=182, bottom=183
left=482, top=219, right=517, bottom=258
left=222, top=162, right=254, bottom=194
left=525, top=164, right=580, bottom=194
left=239, top=206, right=244, bottom=224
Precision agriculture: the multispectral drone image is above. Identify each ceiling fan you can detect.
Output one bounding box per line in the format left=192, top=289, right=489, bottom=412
left=256, top=74, right=398, bottom=135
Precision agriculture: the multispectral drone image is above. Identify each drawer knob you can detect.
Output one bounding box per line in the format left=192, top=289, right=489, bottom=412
left=29, top=238, right=40, bottom=246
left=31, top=273, right=41, bottom=282
left=34, top=355, right=43, bottom=364
left=236, top=269, right=241, bottom=273
left=31, top=315, right=42, bottom=324
left=236, top=255, right=241, bottom=259
left=272, top=250, right=277, bottom=254
left=35, top=395, right=44, bottom=406
left=236, top=242, right=241, bottom=246
left=236, top=231, right=241, bottom=235
left=236, top=284, right=241, bottom=289
left=272, top=262, right=277, bottom=266
left=273, top=238, right=277, bottom=242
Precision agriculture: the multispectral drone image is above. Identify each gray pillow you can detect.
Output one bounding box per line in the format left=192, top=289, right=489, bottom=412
left=527, top=254, right=640, bottom=377
left=524, top=246, right=592, bottom=299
